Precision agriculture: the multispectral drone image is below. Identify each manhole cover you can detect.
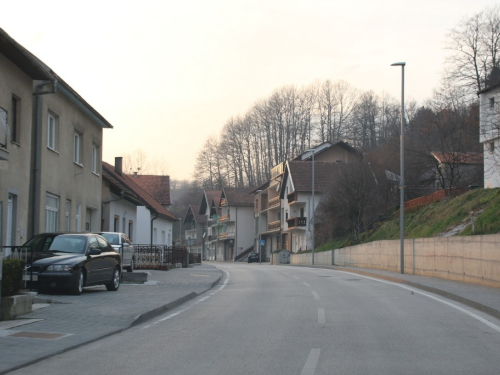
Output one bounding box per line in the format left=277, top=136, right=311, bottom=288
left=8, top=331, right=67, bottom=340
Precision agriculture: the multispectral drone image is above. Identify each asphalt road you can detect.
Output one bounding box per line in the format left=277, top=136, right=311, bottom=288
left=9, top=263, right=500, bottom=375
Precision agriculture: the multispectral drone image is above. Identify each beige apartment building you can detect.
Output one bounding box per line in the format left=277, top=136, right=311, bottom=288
left=0, top=28, right=112, bottom=252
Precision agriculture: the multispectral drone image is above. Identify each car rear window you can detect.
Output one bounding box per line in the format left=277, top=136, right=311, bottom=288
left=100, top=233, right=119, bottom=245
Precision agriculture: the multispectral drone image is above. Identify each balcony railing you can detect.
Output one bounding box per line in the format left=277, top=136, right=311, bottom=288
left=268, top=196, right=280, bottom=208
left=287, top=191, right=298, bottom=204
left=287, top=217, right=306, bottom=229
left=218, top=232, right=235, bottom=240
left=268, top=220, right=281, bottom=231
left=220, top=198, right=227, bottom=206
left=219, top=214, right=229, bottom=223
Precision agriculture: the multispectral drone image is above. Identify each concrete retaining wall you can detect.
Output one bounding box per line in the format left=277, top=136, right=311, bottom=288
left=290, top=234, right=500, bottom=288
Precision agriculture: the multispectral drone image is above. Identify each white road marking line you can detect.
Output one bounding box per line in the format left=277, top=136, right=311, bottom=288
left=318, top=308, right=325, bottom=324
left=312, top=291, right=320, bottom=299
left=303, top=282, right=311, bottom=287
left=141, top=269, right=230, bottom=329
left=329, top=269, right=500, bottom=334
left=301, top=348, right=321, bottom=375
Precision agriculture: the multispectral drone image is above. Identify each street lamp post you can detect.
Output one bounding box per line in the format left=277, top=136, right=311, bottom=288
left=256, top=190, right=262, bottom=265
left=391, top=62, right=406, bottom=274
left=306, top=149, right=316, bottom=265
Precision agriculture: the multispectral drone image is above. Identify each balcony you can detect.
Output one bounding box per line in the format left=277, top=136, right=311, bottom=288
left=219, top=214, right=229, bottom=223
left=268, top=220, right=281, bottom=231
left=185, top=229, right=197, bottom=240
left=287, top=191, right=297, bottom=204
left=271, top=163, right=285, bottom=179
left=221, top=198, right=227, bottom=206
left=287, top=217, right=306, bottom=229
left=268, top=196, right=280, bottom=209
left=218, top=232, right=235, bottom=241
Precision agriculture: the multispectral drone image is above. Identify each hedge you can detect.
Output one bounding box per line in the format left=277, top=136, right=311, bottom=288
left=2, top=259, right=26, bottom=297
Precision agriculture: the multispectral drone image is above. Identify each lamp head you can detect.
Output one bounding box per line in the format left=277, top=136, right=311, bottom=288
left=391, top=62, right=406, bottom=66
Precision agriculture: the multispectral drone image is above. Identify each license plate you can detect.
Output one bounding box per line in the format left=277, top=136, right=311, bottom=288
left=23, top=275, right=38, bottom=281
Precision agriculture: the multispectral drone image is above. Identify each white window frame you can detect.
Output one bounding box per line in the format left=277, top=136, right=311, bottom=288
left=65, top=200, right=71, bottom=231
left=45, top=193, right=59, bottom=232
left=74, top=132, right=81, bottom=164
left=76, top=204, right=81, bottom=232
left=48, top=113, right=57, bottom=150
left=92, top=143, right=99, bottom=174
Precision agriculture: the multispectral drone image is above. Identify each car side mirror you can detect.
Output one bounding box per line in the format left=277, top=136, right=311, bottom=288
left=88, top=249, right=102, bottom=256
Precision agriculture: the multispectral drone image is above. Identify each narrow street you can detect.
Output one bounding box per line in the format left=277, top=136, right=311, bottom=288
left=8, top=263, right=500, bottom=375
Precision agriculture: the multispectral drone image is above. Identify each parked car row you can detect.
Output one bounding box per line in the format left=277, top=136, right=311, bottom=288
left=22, top=232, right=136, bottom=295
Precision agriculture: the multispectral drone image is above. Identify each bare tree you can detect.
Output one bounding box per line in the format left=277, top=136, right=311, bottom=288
left=316, top=161, right=388, bottom=244
left=445, top=5, right=500, bottom=97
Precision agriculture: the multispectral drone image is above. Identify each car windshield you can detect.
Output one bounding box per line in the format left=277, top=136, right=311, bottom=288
left=99, top=233, right=119, bottom=245
left=48, top=236, right=87, bottom=254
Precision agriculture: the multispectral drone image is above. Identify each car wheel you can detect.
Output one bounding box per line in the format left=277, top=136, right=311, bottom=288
left=106, top=267, right=121, bottom=291
left=127, top=257, right=134, bottom=273
left=71, top=269, right=84, bottom=295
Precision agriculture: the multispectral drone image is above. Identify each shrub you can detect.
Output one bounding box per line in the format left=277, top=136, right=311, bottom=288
left=1, top=259, right=26, bottom=297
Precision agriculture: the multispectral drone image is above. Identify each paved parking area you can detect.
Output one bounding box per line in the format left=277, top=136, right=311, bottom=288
left=0, top=265, right=223, bottom=374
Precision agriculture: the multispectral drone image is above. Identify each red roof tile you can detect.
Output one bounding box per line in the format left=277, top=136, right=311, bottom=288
left=129, top=175, right=172, bottom=205
left=102, top=162, right=177, bottom=222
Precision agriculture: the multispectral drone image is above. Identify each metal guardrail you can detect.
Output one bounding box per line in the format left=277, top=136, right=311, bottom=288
left=134, top=245, right=188, bottom=269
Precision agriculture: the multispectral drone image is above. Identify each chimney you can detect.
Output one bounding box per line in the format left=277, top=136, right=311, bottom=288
left=115, top=157, right=123, bottom=176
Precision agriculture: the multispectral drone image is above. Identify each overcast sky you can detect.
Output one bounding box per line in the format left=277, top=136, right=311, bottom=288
left=1, top=1, right=496, bottom=180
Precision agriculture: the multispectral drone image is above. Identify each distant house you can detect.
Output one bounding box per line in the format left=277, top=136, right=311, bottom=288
left=0, top=27, right=113, bottom=254
left=183, top=204, right=205, bottom=257
left=212, top=187, right=254, bottom=261
left=478, top=83, right=500, bottom=188
left=199, top=190, right=221, bottom=260
left=430, top=152, right=483, bottom=189
left=252, top=141, right=360, bottom=258
left=280, top=161, right=339, bottom=252
left=102, top=158, right=178, bottom=245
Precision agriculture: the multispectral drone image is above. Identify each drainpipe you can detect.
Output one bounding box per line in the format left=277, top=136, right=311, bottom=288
left=101, top=190, right=125, bottom=231
left=31, top=80, right=57, bottom=237
left=150, top=210, right=158, bottom=248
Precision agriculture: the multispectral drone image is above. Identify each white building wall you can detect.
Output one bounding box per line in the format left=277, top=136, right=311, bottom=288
left=235, top=206, right=254, bottom=255
left=480, top=87, right=500, bottom=187
left=107, top=200, right=138, bottom=241
left=135, top=206, right=172, bottom=245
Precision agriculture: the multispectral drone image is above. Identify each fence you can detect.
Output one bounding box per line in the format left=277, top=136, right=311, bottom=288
left=134, top=245, right=188, bottom=270
left=404, top=188, right=469, bottom=209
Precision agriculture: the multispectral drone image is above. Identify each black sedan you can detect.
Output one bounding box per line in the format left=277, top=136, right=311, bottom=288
left=24, top=233, right=122, bottom=295
left=248, top=253, right=260, bottom=263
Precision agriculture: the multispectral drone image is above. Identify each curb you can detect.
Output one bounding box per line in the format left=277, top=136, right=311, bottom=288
left=0, top=272, right=224, bottom=375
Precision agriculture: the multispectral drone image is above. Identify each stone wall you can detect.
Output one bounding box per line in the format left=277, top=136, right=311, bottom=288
left=290, top=234, right=500, bottom=288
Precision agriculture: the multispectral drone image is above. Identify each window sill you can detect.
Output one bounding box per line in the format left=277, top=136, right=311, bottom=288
left=47, top=147, right=59, bottom=155
left=10, top=140, right=20, bottom=147
left=74, top=162, right=84, bottom=168
left=92, top=171, right=100, bottom=177
left=0, top=146, right=9, bottom=161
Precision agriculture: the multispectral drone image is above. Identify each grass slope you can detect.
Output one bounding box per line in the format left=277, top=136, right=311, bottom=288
left=316, top=188, right=500, bottom=252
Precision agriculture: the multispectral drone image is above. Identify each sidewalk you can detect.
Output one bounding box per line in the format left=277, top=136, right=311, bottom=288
left=0, top=264, right=223, bottom=375
left=290, top=264, right=500, bottom=321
